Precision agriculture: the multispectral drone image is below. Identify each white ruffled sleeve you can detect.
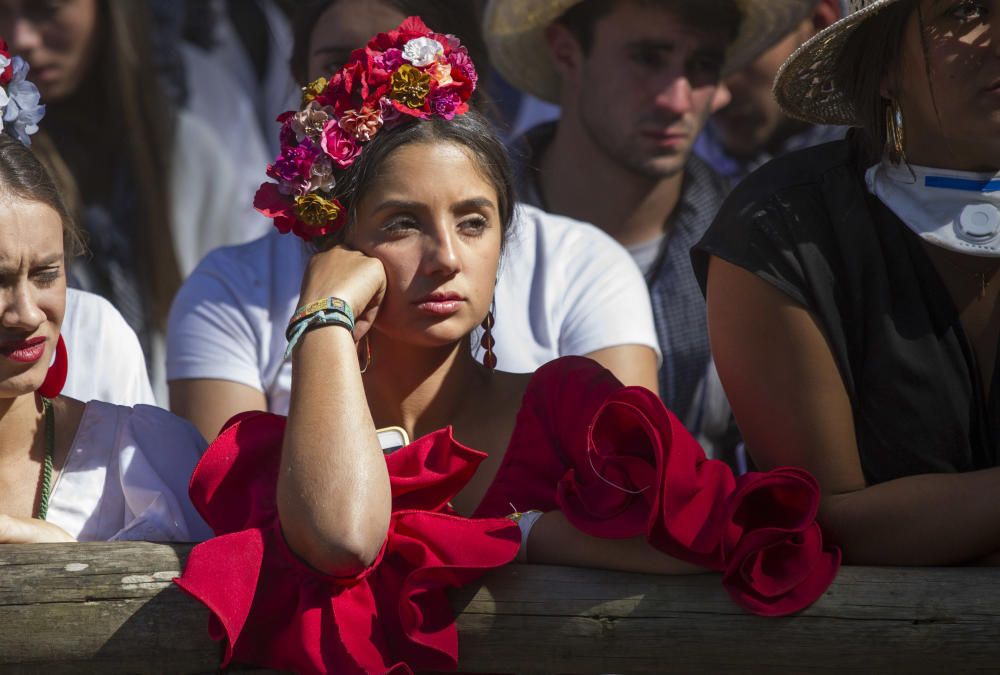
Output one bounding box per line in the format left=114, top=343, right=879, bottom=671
left=49, top=401, right=213, bottom=542
left=109, top=404, right=214, bottom=542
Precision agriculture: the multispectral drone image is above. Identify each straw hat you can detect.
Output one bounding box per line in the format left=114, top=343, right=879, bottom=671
left=774, top=0, right=905, bottom=125
left=484, top=0, right=819, bottom=104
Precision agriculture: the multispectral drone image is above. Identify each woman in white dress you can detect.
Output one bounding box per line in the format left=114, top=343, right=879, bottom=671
left=0, top=47, right=211, bottom=544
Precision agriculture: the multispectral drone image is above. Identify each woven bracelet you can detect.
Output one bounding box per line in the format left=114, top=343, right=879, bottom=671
left=284, top=309, right=355, bottom=359
left=290, top=297, right=355, bottom=329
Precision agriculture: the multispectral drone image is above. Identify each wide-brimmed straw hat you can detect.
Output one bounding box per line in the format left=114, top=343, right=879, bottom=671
left=775, top=0, right=905, bottom=125
left=484, top=0, right=819, bottom=104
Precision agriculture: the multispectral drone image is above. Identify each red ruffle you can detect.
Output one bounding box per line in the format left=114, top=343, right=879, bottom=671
left=556, top=385, right=840, bottom=616
left=175, top=412, right=520, bottom=674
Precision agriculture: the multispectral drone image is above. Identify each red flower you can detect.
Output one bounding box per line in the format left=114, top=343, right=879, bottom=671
left=253, top=183, right=344, bottom=241
left=555, top=386, right=840, bottom=616
left=252, top=182, right=298, bottom=236
left=720, top=468, right=841, bottom=616
left=0, top=39, right=12, bottom=86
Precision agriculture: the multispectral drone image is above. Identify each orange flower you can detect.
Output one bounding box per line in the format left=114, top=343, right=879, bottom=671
left=339, top=107, right=383, bottom=142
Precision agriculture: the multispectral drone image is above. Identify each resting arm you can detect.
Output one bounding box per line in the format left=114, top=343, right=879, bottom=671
left=526, top=510, right=701, bottom=574
left=169, top=379, right=268, bottom=441
left=276, top=247, right=392, bottom=576
left=278, top=326, right=391, bottom=575
left=585, top=345, right=660, bottom=394
left=706, top=256, right=1000, bottom=564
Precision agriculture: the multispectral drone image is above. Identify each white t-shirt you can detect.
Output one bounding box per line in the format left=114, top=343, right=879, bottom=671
left=61, top=288, right=155, bottom=407
left=167, top=203, right=660, bottom=415
left=47, top=400, right=212, bottom=542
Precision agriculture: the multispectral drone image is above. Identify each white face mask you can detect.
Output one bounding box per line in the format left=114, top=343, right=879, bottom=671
left=865, top=160, right=1000, bottom=257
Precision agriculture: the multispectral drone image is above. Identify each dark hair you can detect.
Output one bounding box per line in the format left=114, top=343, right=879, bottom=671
left=315, top=109, right=515, bottom=253
left=833, top=0, right=919, bottom=167
left=31, top=0, right=179, bottom=328
left=0, top=134, right=82, bottom=257
left=557, top=0, right=743, bottom=53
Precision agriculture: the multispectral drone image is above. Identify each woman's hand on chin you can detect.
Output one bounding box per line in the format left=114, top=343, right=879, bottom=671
left=0, top=514, right=76, bottom=543
left=300, top=245, right=387, bottom=340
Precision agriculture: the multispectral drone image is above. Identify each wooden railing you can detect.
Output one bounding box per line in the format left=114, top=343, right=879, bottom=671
left=2, top=543, right=999, bottom=673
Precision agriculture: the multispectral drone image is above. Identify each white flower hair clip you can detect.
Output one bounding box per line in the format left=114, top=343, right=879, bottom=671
left=0, top=40, right=44, bottom=146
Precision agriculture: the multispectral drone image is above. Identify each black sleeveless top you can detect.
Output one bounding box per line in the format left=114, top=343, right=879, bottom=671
left=692, top=140, right=1000, bottom=486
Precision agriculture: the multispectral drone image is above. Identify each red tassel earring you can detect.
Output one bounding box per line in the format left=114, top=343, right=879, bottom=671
left=480, top=308, right=496, bottom=370
left=38, top=334, right=68, bottom=399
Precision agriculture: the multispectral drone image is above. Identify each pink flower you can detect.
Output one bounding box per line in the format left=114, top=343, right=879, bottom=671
left=320, top=119, right=362, bottom=168
left=378, top=96, right=403, bottom=126
left=265, top=138, right=323, bottom=196
left=266, top=142, right=313, bottom=185
left=447, top=49, right=478, bottom=89
left=429, top=89, right=462, bottom=120
left=371, top=47, right=404, bottom=73
left=290, top=101, right=334, bottom=142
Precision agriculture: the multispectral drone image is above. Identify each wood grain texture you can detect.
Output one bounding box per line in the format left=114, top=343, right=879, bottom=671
left=2, top=543, right=999, bottom=673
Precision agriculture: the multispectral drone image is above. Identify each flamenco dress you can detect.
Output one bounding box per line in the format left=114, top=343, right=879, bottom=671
left=176, top=357, right=840, bottom=673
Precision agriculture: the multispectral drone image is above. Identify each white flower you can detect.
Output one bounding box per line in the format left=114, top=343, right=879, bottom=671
left=0, top=53, right=11, bottom=74
left=0, top=57, right=44, bottom=146
left=401, top=37, right=444, bottom=68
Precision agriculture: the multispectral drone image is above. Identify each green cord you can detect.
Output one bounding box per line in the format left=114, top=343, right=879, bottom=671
left=36, top=396, right=54, bottom=521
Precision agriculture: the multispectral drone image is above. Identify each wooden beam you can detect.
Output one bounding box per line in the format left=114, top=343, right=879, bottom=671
left=2, top=543, right=999, bottom=673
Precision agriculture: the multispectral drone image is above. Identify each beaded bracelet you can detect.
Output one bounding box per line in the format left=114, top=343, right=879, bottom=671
left=284, top=297, right=356, bottom=359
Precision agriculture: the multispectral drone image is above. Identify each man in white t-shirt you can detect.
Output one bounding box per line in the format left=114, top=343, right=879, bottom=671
left=167, top=204, right=660, bottom=439
left=61, top=289, right=155, bottom=407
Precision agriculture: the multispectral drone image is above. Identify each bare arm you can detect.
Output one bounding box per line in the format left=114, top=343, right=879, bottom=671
left=585, top=344, right=660, bottom=395
left=169, top=379, right=268, bottom=441
left=707, top=256, right=1000, bottom=564
left=276, top=247, right=392, bottom=576
left=526, top=510, right=701, bottom=574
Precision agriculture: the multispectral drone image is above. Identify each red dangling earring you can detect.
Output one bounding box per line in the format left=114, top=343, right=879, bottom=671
left=38, top=334, right=68, bottom=399
left=480, top=307, right=497, bottom=370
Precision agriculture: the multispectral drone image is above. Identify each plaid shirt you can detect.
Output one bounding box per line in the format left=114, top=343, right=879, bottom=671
left=515, top=123, right=729, bottom=427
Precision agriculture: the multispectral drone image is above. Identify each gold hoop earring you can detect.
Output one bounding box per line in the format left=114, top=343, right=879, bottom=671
left=886, top=100, right=906, bottom=165
left=359, top=334, right=372, bottom=374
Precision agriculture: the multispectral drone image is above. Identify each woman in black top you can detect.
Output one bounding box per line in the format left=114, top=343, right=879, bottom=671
left=694, top=0, right=1000, bottom=564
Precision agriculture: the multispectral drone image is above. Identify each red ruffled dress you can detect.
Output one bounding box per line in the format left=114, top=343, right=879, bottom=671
left=176, top=357, right=839, bottom=674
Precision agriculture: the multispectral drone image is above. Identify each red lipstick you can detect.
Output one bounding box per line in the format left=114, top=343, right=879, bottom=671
left=0, top=336, right=46, bottom=363
left=414, top=291, right=464, bottom=317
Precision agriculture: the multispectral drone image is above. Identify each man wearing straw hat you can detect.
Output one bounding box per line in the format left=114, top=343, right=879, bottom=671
left=696, top=0, right=845, bottom=185
left=484, top=0, right=817, bottom=449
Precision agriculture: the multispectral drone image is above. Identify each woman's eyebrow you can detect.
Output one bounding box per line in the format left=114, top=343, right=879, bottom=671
left=370, top=198, right=496, bottom=214
left=370, top=199, right=424, bottom=215
left=452, top=198, right=496, bottom=213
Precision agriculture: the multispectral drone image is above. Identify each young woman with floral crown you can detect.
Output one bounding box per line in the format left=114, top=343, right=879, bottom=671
left=0, top=45, right=210, bottom=544
left=166, top=0, right=663, bottom=443
left=175, top=18, right=840, bottom=674
left=696, top=0, right=1000, bottom=564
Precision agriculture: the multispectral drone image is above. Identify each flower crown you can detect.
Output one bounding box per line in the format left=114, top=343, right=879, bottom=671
left=254, top=17, right=478, bottom=241
left=0, top=40, right=44, bottom=146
